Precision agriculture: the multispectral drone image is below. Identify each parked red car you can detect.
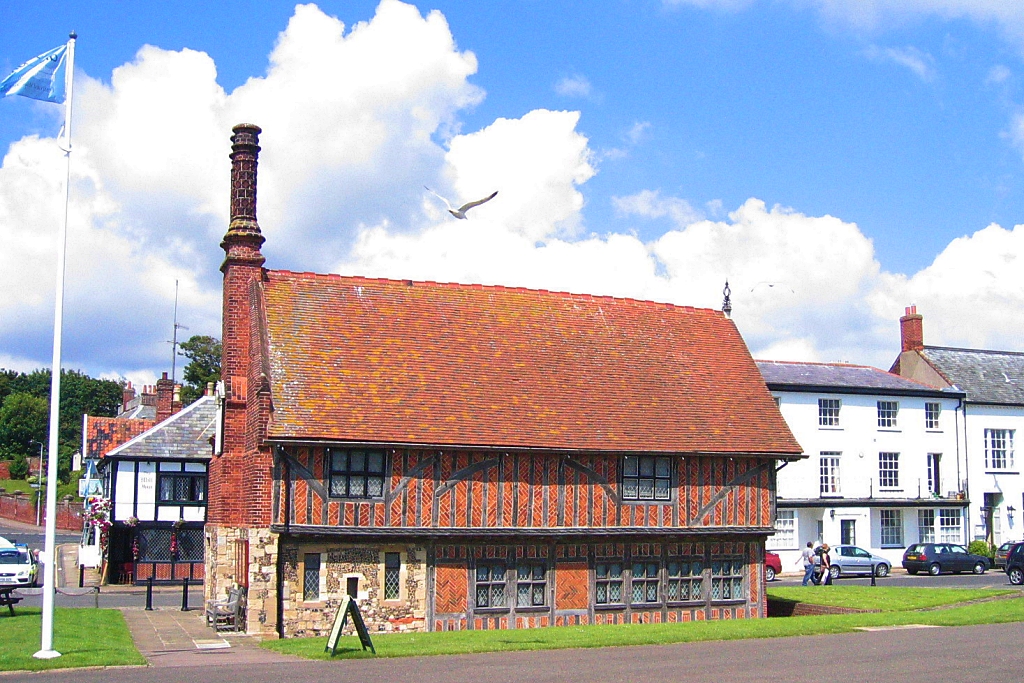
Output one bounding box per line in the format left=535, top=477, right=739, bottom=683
left=765, top=551, right=782, bottom=581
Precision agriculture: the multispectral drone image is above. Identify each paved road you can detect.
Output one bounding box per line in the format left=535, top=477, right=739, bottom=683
left=4, top=621, right=1023, bottom=683
left=772, top=567, right=1016, bottom=589
left=0, top=521, right=80, bottom=548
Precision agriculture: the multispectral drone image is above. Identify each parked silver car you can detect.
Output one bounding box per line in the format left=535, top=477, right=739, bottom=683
left=828, top=544, right=891, bottom=579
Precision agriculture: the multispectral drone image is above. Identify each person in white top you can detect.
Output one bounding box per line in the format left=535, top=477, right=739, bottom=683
left=799, top=541, right=816, bottom=586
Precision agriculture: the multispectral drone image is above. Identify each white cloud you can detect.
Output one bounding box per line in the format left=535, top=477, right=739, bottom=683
left=554, top=74, right=592, bottom=98
left=2, top=0, right=1022, bottom=386
left=612, top=189, right=703, bottom=225
left=987, top=64, right=1012, bottom=85
left=862, top=45, right=937, bottom=82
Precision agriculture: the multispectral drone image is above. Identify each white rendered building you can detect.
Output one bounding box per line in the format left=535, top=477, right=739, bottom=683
left=892, top=306, right=1024, bottom=548
left=758, top=360, right=966, bottom=570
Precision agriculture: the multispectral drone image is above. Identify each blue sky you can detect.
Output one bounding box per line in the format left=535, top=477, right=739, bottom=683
left=2, top=1, right=1023, bottom=386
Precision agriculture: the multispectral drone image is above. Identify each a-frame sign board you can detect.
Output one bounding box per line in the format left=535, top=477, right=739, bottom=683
left=325, top=595, right=376, bottom=655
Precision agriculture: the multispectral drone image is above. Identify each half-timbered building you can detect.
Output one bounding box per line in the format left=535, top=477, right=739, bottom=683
left=206, top=124, right=804, bottom=637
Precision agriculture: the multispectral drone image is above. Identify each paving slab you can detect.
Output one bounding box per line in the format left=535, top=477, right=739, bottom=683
left=120, top=607, right=301, bottom=668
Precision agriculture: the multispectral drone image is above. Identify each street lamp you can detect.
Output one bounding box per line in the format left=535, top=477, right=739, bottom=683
left=28, top=439, right=45, bottom=527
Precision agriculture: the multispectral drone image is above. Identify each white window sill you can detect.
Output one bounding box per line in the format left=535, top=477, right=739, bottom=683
left=985, top=470, right=1019, bottom=475
left=818, top=426, right=843, bottom=431
left=877, top=428, right=901, bottom=432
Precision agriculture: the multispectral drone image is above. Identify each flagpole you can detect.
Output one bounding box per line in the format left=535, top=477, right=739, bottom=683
left=35, top=30, right=76, bottom=661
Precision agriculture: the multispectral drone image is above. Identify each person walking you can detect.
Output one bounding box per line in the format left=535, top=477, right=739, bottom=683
left=799, top=541, right=816, bottom=586
left=819, top=543, right=833, bottom=585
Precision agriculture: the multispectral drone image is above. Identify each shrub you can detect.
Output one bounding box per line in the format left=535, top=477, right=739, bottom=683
left=968, top=540, right=994, bottom=558
left=8, top=454, right=29, bottom=479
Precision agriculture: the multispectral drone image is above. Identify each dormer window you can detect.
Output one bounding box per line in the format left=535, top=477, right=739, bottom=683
left=327, top=448, right=387, bottom=499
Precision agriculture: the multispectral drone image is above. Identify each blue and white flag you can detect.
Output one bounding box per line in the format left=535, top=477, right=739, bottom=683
left=0, top=44, right=68, bottom=103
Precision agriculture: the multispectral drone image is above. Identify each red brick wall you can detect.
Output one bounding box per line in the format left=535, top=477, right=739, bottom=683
left=275, top=446, right=775, bottom=532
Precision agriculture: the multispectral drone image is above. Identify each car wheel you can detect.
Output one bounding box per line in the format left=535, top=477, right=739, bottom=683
left=829, top=566, right=840, bottom=580
left=1009, top=567, right=1024, bottom=585
left=929, top=563, right=942, bottom=576
left=973, top=562, right=987, bottom=574
left=907, top=569, right=919, bottom=575
left=765, top=566, right=776, bottom=582
left=875, top=563, right=889, bottom=578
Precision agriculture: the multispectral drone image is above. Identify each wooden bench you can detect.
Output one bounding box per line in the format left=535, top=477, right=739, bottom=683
left=0, top=589, right=22, bottom=616
left=205, top=586, right=246, bottom=632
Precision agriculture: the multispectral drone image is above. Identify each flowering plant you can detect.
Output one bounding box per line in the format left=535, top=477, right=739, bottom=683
left=172, top=518, right=186, bottom=530
left=125, top=515, right=139, bottom=527
left=87, top=498, right=113, bottom=553
left=132, top=536, right=140, bottom=561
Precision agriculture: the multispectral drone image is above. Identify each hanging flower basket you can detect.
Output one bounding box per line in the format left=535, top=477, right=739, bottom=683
left=125, top=515, right=139, bottom=527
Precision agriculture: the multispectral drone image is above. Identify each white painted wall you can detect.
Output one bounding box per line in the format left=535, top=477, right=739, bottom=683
left=770, top=389, right=965, bottom=569
left=963, top=404, right=1024, bottom=545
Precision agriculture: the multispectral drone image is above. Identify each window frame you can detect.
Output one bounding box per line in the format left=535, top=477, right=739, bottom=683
left=768, top=509, right=795, bottom=550
left=156, top=472, right=206, bottom=505
left=984, top=429, right=1015, bottom=471
left=326, top=447, right=388, bottom=500
left=819, top=452, right=841, bottom=496
left=878, top=452, right=900, bottom=489
left=383, top=552, right=401, bottom=601
left=710, top=557, right=745, bottom=603
left=877, top=400, right=899, bottom=429
left=514, top=562, right=548, bottom=609
left=629, top=560, right=661, bottom=606
left=818, top=398, right=841, bottom=427
left=594, top=561, right=624, bottom=607
left=303, top=552, right=321, bottom=602
left=620, top=455, right=673, bottom=502
left=473, top=562, right=509, bottom=610
left=926, top=453, right=940, bottom=495
left=666, top=557, right=704, bottom=604
left=925, top=402, right=941, bottom=430
left=938, top=508, right=962, bottom=543
left=879, top=509, right=903, bottom=548
left=918, top=509, right=935, bottom=543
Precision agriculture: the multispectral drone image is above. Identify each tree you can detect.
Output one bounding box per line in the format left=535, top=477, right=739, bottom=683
left=179, top=335, right=221, bottom=405
left=0, top=392, right=48, bottom=461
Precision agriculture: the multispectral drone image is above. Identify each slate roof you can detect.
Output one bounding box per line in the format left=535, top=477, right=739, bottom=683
left=261, top=271, right=803, bottom=456
left=756, top=360, right=961, bottom=398
left=86, top=416, right=155, bottom=460
left=918, top=346, right=1024, bottom=405
left=106, top=396, right=216, bottom=460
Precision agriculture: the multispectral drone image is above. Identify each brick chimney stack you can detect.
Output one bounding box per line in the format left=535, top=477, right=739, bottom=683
left=155, top=372, right=174, bottom=422
left=122, top=381, right=136, bottom=413
left=900, top=305, right=924, bottom=352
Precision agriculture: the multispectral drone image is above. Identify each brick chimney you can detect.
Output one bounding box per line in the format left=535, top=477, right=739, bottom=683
left=155, top=372, right=174, bottom=422
left=122, top=381, right=136, bottom=413
left=900, top=305, right=924, bottom=352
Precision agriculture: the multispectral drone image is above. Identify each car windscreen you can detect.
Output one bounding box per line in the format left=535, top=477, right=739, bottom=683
left=0, top=550, right=28, bottom=564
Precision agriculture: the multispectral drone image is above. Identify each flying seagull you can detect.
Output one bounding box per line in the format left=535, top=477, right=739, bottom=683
left=425, top=186, right=498, bottom=219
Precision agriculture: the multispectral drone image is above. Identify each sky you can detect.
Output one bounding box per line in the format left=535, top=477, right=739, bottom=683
left=1, top=0, right=1024, bottom=389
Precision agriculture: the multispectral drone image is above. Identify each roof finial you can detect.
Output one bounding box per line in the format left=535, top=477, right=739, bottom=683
left=722, top=280, right=732, bottom=319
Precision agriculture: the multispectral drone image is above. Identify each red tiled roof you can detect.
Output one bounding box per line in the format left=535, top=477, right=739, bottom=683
left=86, top=416, right=156, bottom=459
left=262, top=271, right=802, bottom=456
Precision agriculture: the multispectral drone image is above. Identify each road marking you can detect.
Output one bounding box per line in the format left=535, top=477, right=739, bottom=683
left=855, top=624, right=943, bottom=632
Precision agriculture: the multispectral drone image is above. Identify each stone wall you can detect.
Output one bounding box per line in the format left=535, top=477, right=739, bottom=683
left=280, top=541, right=427, bottom=637
left=205, top=524, right=279, bottom=637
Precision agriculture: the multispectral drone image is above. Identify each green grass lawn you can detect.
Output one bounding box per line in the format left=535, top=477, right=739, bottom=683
left=0, top=607, right=146, bottom=672
left=262, top=587, right=1024, bottom=661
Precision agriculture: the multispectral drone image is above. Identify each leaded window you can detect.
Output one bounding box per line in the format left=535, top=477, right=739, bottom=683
left=818, top=398, right=841, bottom=426
left=819, top=452, right=841, bottom=495
left=710, top=558, right=744, bottom=602
left=880, top=510, right=903, bottom=547
left=877, top=401, right=899, bottom=428
left=925, top=402, right=941, bottom=429
left=631, top=561, right=660, bottom=604
left=516, top=564, right=547, bottom=607
left=327, top=448, right=386, bottom=499
left=475, top=564, right=507, bottom=608
left=985, top=429, right=1014, bottom=470
left=157, top=473, right=206, bottom=503
left=595, top=562, right=623, bottom=605
left=621, top=455, right=671, bottom=501
left=303, top=553, right=320, bottom=601
left=878, top=452, right=900, bottom=488
left=384, top=552, right=401, bottom=600
left=666, top=559, right=703, bottom=602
